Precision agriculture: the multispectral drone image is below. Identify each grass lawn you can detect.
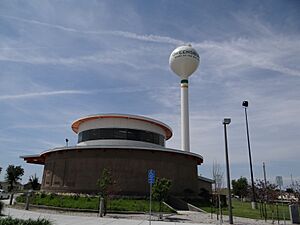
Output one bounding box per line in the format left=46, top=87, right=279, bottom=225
left=191, top=199, right=291, bottom=220
left=16, top=193, right=173, bottom=213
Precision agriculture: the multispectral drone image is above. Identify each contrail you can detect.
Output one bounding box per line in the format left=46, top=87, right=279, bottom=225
left=0, top=15, right=184, bottom=45
left=0, top=90, right=92, bottom=100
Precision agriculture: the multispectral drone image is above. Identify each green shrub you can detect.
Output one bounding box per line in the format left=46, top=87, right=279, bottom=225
left=40, top=192, right=47, bottom=198
left=16, top=194, right=26, bottom=203
left=0, top=216, right=52, bottom=225
left=72, top=194, right=80, bottom=200
left=49, top=193, right=57, bottom=200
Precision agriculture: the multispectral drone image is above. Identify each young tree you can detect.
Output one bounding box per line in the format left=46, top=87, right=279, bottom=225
left=212, top=162, right=224, bottom=191
left=5, top=165, right=24, bottom=192
left=255, top=179, right=279, bottom=203
left=96, top=168, right=113, bottom=215
left=212, top=161, right=224, bottom=220
left=29, top=174, right=40, bottom=190
left=152, top=177, right=172, bottom=218
left=0, top=167, right=2, bottom=189
left=0, top=200, right=3, bottom=215
left=232, top=177, right=248, bottom=199
left=291, top=180, right=300, bottom=204
left=5, top=165, right=24, bottom=205
left=0, top=167, right=4, bottom=212
left=254, top=179, right=279, bottom=221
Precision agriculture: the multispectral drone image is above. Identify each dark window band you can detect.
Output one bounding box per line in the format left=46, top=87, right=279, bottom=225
left=78, top=128, right=165, bottom=146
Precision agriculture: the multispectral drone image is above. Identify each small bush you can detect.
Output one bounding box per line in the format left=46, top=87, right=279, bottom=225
left=16, top=194, right=26, bottom=203
left=72, top=194, right=80, bottom=200
left=40, top=192, right=47, bottom=198
left=0, top=216, right=52, bottom=225
left=49, top=193, right=57, bottom=200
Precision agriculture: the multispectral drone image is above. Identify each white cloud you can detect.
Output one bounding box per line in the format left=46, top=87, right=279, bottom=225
left=1, top=14, right=299, bottom=81
left=0, top=90, right=93, bottom=101
left=193, top=37, right=300, bottom=78
left=0, top=14, right=184, bottom=45
left=9, top=124, right=67, bottom=129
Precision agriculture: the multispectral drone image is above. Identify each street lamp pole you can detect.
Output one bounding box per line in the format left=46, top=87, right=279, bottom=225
left=223, top=118, right=233, bottom=224
left=242, top=101, right=256, bottom=209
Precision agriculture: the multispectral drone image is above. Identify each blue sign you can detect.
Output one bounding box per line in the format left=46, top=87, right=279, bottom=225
left=148, top=169, right=155, bottom=184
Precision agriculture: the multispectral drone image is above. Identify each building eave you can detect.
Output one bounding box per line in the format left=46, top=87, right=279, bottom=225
left=20, top=154, right=45, bottom=165
left=21, top=145, right=203, bottom=165
left=198, top=176, right=214, bottom=183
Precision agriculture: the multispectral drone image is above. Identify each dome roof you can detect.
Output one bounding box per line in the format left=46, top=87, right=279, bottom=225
left=71, top=113, right=173, bottom=140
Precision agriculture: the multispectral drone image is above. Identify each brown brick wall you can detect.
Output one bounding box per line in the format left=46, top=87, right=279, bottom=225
left=41, top=148, right=199, bottom=196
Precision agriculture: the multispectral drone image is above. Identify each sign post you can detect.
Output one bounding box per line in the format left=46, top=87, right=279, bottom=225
left=148, top=169, right=156, bottom=225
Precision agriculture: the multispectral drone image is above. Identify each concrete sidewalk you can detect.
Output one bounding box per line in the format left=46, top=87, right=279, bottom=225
left=2, top=207, right=212, bottom=225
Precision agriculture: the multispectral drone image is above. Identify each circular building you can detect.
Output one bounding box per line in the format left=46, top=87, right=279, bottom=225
left=22, top=114, right=203, bottom=196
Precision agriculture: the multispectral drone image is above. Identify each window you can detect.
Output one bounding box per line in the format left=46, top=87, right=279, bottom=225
left=78, top=128, right=165, bottom=146
left=141, top=131, right=153, bottom=143
left=114, top=129, right=127, bottom=139
left=99, top=128, right=114, bottom=139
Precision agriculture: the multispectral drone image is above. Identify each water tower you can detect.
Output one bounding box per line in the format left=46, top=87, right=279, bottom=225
left=169, top=45, right=200, bottom=152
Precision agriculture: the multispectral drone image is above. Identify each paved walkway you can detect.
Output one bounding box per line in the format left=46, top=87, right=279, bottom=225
left=1, top=199, right=292, bottom=225
left=2, top=207, right=211, bottom=225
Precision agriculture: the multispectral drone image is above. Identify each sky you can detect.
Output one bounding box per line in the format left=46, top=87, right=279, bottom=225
left=0, top=0, right=299, bottom=189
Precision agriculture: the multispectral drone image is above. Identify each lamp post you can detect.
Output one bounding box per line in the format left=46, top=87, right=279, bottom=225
left=223, top=118, right=233, bottom=224
left=242, top=100, right=256, bottom=209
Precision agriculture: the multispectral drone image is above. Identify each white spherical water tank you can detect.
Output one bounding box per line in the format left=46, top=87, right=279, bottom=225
left=169, top=45, right=200, bottom=80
